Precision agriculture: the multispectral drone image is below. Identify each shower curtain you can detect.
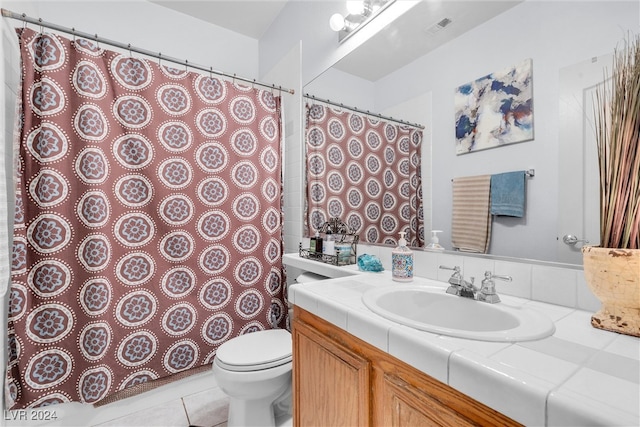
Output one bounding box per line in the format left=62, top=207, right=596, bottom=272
left=6, top=28, right=285, bottom=409
left=305, top=103, right=424, bottom=246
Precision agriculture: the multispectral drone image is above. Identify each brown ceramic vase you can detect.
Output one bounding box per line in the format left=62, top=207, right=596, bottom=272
left=582, top=246, right=640, bottom=337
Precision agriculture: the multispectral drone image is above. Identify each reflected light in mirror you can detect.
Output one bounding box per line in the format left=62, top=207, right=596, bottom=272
left=330, top=0, right=396, bottom=43
left=329, top=13, right=346, bottom=31
left=347, top=1, right=366, bottom=15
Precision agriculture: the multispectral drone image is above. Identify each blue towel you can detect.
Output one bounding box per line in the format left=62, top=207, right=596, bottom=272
left=490, top=171, right=526, bottom=217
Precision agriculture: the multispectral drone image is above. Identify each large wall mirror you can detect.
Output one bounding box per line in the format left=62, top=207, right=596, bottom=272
left=303, top=0, right=639, bottom=265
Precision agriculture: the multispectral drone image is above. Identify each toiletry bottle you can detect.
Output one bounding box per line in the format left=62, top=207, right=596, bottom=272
left=392, top=231, right=414, bottom=282
left=309, top=231, right=318, bottom=254
left=335, top=243, right=351, bottom=263
left=425, top=230, right=444, bottom=252
left=323, top=230, right=335, bottom=256
left=314, top=231, right=323, bottom=254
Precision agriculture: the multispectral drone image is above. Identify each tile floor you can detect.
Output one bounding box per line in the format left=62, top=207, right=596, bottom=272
left=93, top=387, right=229, bottom=427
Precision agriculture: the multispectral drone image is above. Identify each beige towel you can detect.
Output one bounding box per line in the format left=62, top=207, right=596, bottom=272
left=451, top=175, right=492, bottom=253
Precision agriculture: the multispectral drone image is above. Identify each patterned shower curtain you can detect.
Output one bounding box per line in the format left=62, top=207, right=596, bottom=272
left=6, top=28, right=285, bottom=409
left=305, top=103, right=424, bottom=246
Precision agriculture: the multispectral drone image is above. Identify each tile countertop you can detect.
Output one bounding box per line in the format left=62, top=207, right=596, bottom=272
left=284, top=255, right=640, bottom=426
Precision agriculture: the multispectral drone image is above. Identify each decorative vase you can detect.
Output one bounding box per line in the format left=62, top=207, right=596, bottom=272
left=582, top=246, right=640, bottom=337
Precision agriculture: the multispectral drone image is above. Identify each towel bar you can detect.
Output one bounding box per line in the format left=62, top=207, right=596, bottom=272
left=451, top=169, right=535, bottom=181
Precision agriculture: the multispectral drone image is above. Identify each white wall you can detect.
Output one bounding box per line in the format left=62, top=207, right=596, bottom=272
left=304, top=66, right=376, bottom=110
left=262, top=42, right=304, bottom=255
left=2, top=0, right=259, bottom=76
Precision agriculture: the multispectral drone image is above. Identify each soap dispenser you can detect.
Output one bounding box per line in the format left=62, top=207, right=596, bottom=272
left=392, top=231, right=414, bottom=282
left=425, top=230, right=444, bottom=252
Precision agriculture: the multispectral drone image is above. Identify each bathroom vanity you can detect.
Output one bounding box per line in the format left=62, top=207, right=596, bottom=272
left=284, top=253, right=639, bottom=426
left=293, top=307, right=519, bottom=426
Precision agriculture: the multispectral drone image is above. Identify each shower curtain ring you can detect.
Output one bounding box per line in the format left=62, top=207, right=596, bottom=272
left=127, top=43, right=132, bottom=57
left=184, top=59, right=188, bottom=71
left=158, top=52, right=162, bottom=67
left=71, top=27, right=76, bottom=44
left=21, top=13, right=26, bottom=29
left=94, top=34, right=100, bottom=49
left=210, top=66, right=213, bottom=78
left=252, top=79, right=256, bottom=89
left=38, top=17, right=43, bottom=35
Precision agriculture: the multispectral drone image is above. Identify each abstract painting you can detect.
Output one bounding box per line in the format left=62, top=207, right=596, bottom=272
left=454, top=58, right=533, bottom=154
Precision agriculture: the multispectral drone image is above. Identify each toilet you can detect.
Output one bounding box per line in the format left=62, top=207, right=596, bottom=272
left=286, top=272, right=328, bottom=329
left=212, top=329, right=292, bottom=427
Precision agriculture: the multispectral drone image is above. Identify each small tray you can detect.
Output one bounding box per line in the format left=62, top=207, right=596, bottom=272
left=299, top=217, right=359, bottom=266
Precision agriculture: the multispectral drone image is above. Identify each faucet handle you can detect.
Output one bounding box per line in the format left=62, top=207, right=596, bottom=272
left=439, top=265, right=462, bottom=283
left=481, top=271, right=512, bottom=290
left=439, top=265, right=463, bottom=295
left=490, top=272, right=513, bottom=282
left=478, top=271, right=512, bottom=303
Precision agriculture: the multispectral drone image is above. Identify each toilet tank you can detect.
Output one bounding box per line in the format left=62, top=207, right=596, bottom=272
left=286, top=272, right=328, bottom=330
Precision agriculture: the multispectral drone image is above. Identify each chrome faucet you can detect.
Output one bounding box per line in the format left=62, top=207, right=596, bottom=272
left=478, top=271, right=512, bottom=303
left=439, top=265, right=476, bottom=298
left=439, top=266, right=511, bottom=303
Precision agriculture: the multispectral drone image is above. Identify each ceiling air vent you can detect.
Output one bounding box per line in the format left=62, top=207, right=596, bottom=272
left=425, top=18, right=452, bottom=35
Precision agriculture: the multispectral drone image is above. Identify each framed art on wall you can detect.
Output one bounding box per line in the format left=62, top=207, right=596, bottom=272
left=454, top=58, right=533, bottom=154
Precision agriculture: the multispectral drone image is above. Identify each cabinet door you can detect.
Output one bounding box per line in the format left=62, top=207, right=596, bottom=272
left=378, top=371, right=476, bottom=427
left=293, top=319, right=370, bottom=427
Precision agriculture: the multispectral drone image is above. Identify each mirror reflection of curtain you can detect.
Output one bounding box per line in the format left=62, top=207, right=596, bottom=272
left=304, top=103, right=424, bottom=246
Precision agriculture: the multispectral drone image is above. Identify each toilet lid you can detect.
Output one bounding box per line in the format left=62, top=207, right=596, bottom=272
left=215, top=329, right=292, bottom=372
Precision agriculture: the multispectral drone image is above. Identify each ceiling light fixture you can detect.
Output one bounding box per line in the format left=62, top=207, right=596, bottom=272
left=346, top=1, right=366, bottom=15
left=330, top=0, right=395, bottom=43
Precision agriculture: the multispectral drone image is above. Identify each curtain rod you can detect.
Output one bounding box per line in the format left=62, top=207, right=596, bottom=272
left=1, top=8, right=295, bottom=95
left=304, top=93, right=425, bottom=130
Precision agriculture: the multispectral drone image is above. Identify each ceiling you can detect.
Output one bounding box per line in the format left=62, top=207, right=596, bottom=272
left=149, top=0, right=521, bottom=81
left=148, top=0, right=289, bottom=39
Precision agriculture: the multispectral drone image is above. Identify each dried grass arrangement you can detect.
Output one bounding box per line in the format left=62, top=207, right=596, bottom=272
left=585, top=35, right=640, bottom=337
left=594, top=34, right=640, bottom=249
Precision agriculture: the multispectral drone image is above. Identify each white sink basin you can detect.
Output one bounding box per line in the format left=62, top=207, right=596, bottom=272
left=362, top=285, right=555, bottom=342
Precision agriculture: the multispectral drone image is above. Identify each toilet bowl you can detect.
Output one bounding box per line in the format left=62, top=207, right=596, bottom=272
left=212, top=329, right=292, bottom=427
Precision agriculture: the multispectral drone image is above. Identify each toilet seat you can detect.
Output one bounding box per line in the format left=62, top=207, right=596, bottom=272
left=215, top=329, right=292, bottom=372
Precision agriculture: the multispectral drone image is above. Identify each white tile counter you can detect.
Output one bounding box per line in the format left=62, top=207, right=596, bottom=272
left=284, top=255, right=639, bottom=426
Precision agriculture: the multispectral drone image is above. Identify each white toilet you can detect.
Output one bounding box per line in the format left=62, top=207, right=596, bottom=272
left=212, top=329, right=292, bottom=427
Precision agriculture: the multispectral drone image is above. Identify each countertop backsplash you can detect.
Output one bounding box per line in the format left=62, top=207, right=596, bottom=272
left=351, top=243, right=600, bottom=314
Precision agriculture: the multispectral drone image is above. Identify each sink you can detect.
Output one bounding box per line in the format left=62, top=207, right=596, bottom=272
left=362, top=285, right=555, bottom=342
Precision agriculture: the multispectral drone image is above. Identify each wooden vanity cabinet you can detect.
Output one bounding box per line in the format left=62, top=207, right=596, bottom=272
left=292, top=307, right=521, bottom=427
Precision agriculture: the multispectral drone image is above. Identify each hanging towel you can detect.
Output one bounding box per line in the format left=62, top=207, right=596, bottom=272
left=490, top=171, right=526, bottom=217
left=451, top=175, right=492, bottom=253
